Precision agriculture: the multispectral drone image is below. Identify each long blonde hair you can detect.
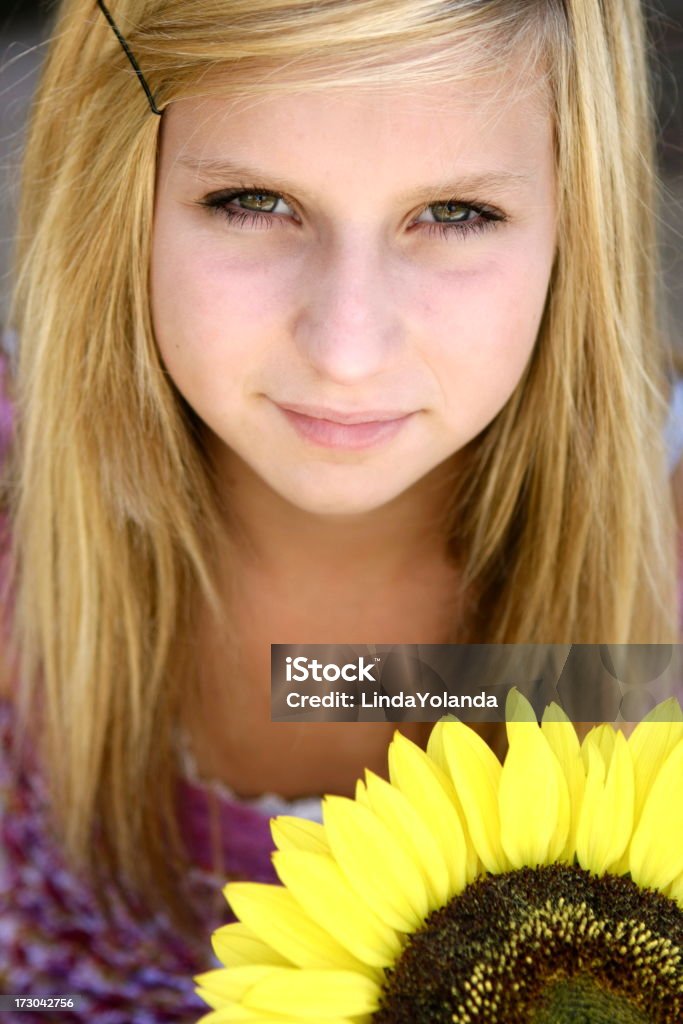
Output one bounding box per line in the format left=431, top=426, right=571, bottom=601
left=0, top=0, right=678, bottom=941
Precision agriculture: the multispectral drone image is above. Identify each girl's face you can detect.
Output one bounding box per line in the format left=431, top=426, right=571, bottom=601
left=151, top=69, right=557, bottom=516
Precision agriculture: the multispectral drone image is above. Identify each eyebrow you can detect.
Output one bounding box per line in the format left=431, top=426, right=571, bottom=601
left=175, top=155, right=535, bottom=202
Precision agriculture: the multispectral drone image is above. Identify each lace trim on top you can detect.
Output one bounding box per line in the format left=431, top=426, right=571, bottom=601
left=175, top=724, right=323, bottom=824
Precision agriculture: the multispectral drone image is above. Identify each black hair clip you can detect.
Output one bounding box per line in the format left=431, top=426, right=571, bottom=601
left=96, top=0, right=162, bottom=116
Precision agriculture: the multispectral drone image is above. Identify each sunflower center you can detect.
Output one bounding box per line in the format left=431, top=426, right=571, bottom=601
left=532, top=976, right=649, bottom=1023
left=373, top=864, right=683, bottom=1024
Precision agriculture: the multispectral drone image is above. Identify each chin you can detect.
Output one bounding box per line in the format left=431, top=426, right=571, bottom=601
left=275, top=478, right=408, bottom=517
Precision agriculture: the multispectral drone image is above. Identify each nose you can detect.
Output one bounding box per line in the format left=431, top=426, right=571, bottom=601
left=292, top=235, right=401, bottom=383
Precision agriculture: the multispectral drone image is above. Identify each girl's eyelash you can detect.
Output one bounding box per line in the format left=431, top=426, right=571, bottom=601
left=197, top=185, right=506, bottom=240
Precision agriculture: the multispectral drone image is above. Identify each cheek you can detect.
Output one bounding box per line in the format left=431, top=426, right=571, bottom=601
left=150, top=229, right=293, bottom=400
left=415, top=251, right=550, bottom=420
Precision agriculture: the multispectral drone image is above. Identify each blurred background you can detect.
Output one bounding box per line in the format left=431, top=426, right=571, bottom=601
left=0, top=0, right=682, bottom=354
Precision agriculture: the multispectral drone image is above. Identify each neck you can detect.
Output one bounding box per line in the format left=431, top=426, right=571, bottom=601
left=209, top=444, right=460, bottom=582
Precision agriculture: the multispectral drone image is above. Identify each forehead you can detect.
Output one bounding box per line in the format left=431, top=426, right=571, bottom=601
left=158, top=64, right=553, bottom=198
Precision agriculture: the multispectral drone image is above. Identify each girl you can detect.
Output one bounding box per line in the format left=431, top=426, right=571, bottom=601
left=0, top=0, right=680, bottom=1020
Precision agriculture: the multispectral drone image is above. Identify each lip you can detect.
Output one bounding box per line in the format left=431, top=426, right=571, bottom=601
left=274, top=401, right=415, bottom=451
left=277, top=402, right=413, bottom=425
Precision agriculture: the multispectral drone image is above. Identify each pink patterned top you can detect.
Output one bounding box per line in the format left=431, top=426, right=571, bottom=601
left=0, top=698, right=295, bottom=1024
left=0, top=351, right=322, bottom=1023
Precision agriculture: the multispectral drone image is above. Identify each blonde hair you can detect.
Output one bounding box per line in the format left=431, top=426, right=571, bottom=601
left=0, top=0, right=678, bottom=941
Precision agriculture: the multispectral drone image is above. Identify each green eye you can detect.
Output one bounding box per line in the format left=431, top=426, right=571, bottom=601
left=231, top=191, right=281, bottom=213
left=200, top=185, right=505, bottom=241
left=430, top=201, right=475, bottom=223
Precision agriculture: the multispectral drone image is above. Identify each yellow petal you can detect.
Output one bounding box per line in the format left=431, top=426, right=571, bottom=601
left=355, top=777, right=371, bottom=808
left=363, top=768, right=451, bottom=908
left=272, top=850, right=403, bottom=967
left=667, top=868, right=683, bottom=909
left=426, top=720, right=449, bottom=774
left=212, top=922, right=291, bottom=968
left=581, top=724, right=615, bottom=771
left=194, top=994, right=277, bottom=1019
left=389, top=730, right=475, bottom=890
left=224, top=883, right=371, bottom=974
left=196, top=1000, right=353, bottom=1023
left=500, top=717, right=568, bottom=867
left=440, top=722, right=508, bottom=873
left=628, top=707, right=683, bottom=827
left=638, top=697, right=683, bottom=725
left=630, top=739, right=683, bottom=891
left=195, top=989, right=230, bottom=1015
left=505, top=689, right=538, bottom=723
left=576, top=733, right=634, bottom=874
left=271, top=816, right=330, bottom=856
left=540, top=702, right=572, bottom=727
left=242, top=967, right=380, bottom=1018
left=194, top=965, right=279, bottom=1005
left=541, top=704, right=585, bottom=861
left=322, top=794, right=430, bottom=931
left=195, top=966, right=376, bottom=1019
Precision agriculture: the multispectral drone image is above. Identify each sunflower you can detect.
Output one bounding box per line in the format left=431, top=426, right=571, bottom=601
left=193, top=691, right=683, bottom=1023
